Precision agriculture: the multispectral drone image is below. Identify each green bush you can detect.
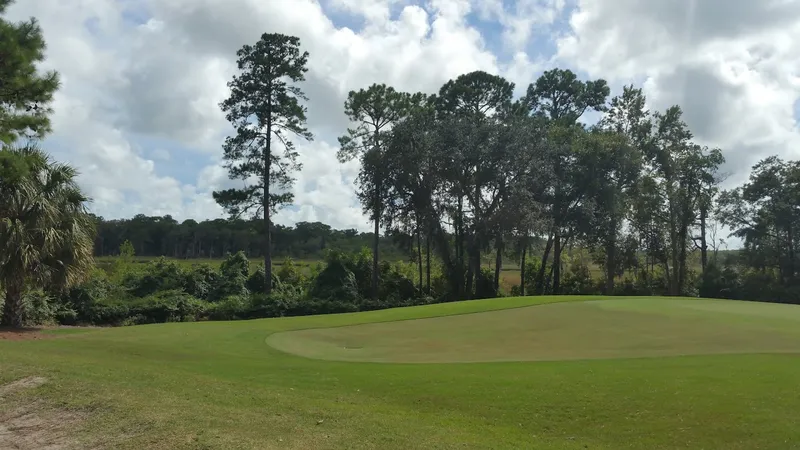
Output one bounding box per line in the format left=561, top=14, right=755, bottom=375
left=127, top=290, right=208, bottom=324
left=21, top=290, right=57, bottom=326
left=184, top=264, right=219, bottom=300
left=560, top=259, right=596, bottom=295
left=275, top=257, right=306, bottom=286
left=207, top=295, right=249, bottom=321
left=474, top=267, right=498, bottom=299
left=211, top=252, right=250, bottom=301
left=123, top=257, right=187, bottom=298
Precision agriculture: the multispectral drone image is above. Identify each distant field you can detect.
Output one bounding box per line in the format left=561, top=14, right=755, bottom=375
left=3, top=296, right=800, bottom=449
left=94, top=254, right=700, bottom=294
left=95, top=255, right=320, bottom=268
left=94, top=255, right=528, bottom=291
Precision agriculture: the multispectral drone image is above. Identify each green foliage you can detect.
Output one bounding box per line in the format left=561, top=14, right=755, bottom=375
left=20, top=289, right=56, bottom=326
left=213, top=33, right=312, bottom=219
left=207, top=295, right=249, bottom=321
left=560, top=258, right=596, bottom=295
left=119, top=240, right=135, bottom=259
left=0, top=0, right=60, bottom=143
left=212, top=251, right=250, bottom=300
left=183, top=264, right=219, bottom=300
left=123, top=257, right=186, bottom=298
left=0, top=145, right=95, bottom=327
left=275, top=257, right=305, bottom=285
left=474, top=267, right=497, bottom=299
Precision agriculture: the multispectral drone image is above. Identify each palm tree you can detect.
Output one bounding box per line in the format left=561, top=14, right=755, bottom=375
left=0, top=145, right=95, bottom=327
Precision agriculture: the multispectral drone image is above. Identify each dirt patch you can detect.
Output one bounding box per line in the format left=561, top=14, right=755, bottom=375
left=0, top=376, right=47, bottom=396
left=0, top=326, right=98, bottom=341
left=0, top=377, right=86, bottom=450
left=0, top=403, right=84, bottom=450
left=0, top=328, right=51, bottom=341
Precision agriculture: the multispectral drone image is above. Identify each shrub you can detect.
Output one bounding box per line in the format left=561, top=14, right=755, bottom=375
left=123, top=257, right=187, bottom=298
left=58, top=269, right=117, bottom=324
left=21, top=290, right=57, bottom=326
left=561, top=259, right=596, bottom=295
left=207, top=295, right=249, bottom=321
left=129, top=290, right=208, bottom=324
left=211, top=252, right=249, bottom=301
left=275, top=257, right=306, bottom=286
left=474, top=267, right=497, bottom=299
left=184, top=264, right=219, bottom=300
left=311, top=251, right=363, bottom=303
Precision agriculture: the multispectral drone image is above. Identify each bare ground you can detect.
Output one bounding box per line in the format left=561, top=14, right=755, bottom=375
left=0, top=328, right=51, bottom=341
left=0, top=377, right=87, bottom=450
left=0, top=326, right=98, bottom=341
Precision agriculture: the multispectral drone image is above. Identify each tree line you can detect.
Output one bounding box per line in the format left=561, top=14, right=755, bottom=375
left=214, top=31, right=799, bottom=303
left=92, top=214, right=411, bottom=261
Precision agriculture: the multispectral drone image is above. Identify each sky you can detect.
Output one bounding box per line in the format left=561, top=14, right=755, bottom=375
left=6, top=0, right=800, bottom=234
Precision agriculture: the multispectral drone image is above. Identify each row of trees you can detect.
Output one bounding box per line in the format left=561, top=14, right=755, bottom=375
left=213, top=31, right=799, bottom=304
left=340, top=72, right=729, bottom=301
left=92, top=215, right=410, bottom=261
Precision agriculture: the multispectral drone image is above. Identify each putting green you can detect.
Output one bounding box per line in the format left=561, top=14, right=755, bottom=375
left=267, top=298, right=800, bottom=363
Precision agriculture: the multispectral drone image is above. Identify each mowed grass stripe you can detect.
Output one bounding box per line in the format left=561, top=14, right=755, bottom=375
left=266, top=298, right=800, bottom=363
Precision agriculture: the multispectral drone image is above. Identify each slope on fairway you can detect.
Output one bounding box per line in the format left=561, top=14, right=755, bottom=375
left=267, top=297, right=800, bottom=363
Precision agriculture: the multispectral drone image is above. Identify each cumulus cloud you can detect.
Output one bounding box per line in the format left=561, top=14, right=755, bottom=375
left=5, top=0, right=799, bottom=233
left=556, top=0, right=800, bottom=185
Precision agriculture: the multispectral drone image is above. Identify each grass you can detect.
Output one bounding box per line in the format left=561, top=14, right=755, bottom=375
left=2, top=296, right=800, bottom=449
left=267, top=298, right=800, bottom=363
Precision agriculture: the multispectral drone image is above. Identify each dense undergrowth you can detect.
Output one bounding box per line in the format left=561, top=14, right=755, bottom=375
left=5, top=244, right=798, bottom=327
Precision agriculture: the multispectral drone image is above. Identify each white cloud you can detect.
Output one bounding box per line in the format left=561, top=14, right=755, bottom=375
left=555, top=0, right=800, bottom=186
left=5, top=0, right=800, bottom=235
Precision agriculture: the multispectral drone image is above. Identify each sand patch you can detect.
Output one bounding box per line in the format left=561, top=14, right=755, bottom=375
left=0, top=377, right=88, bottom=450
left=0, top=376, right=47, bottom=396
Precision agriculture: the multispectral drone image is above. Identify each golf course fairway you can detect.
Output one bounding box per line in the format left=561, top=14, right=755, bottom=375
left=2, top=296, right=800, bottom=449
left=267, top=298, right=800, bottom=363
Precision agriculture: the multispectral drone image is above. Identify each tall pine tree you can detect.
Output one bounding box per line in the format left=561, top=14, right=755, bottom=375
left=213, top=33, right=313, bottom=295
left=0, top=0, right=60, bottom=144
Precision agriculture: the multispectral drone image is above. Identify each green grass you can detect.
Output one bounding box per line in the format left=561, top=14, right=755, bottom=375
left=267, top=298, right=800, bottom=363
left=2, top=296, right=800, bottom=449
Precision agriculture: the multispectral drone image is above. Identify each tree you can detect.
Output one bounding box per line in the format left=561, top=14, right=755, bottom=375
left=213, top=33, right=313, bottom=295
left=644, top=106, right=724, bottom=295
left=338, top=84, right=411, bottom=300
left=583, top=129, right=641, bottom=293
left=594, top=86, right=649, bottom=292
left=0, top=0, right=60, bottom=144
left=436, top=71, right=516, bottom=298
left=521, top=68, right=610, bottom=294
left=718, top=157, right=800, bottom=285
left=0, top=145, right=95, bottom=327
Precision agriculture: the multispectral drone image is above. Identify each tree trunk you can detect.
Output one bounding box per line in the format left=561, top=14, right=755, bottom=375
left=677, top=220, right=689, bottom=295
left=416, top=225, right=423, bottom=291
left=605, top=224, right=616, bottom=294
left=456, top=196, right=465, bottom=298
left=699, top=206, right=708, bottom=273
left=2, top=283, right=24, bottom=328
left=372, top=186, right=380, bottom=301
left=264, top=118, right=273, bottom=295
left=426, top=228, right=431, bottom=294
left=788, top=224, right=796, bottom=283
left=536, top=232, right=554, bottom=294
left=553, top=229, right=561, bottom=295
left=520, top=235, right=527, bottom=296
left=494, top=233, right=503, bottom=292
